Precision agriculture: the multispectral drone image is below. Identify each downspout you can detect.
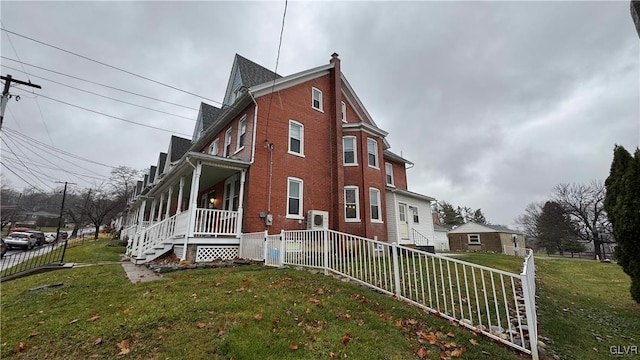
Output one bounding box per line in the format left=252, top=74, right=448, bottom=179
left=248, top=90, right=259, bottom=165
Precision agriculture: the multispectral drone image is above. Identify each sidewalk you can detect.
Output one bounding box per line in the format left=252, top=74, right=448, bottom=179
left=120, top=256, right=164, bottom=283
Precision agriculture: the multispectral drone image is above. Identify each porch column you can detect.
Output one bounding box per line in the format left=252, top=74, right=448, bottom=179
left=183, top=162, right=202, bottom=260
left=176, top=176, right=185, bottom=214
left=164, top=186, right=173, bottom=219
left=149, top=198, right=157, bottom=224
left=136, top=199, right=147, bottom=259
left=236, top=169, right=246, bottom=236
left=157, top=193, right=165, bottom=221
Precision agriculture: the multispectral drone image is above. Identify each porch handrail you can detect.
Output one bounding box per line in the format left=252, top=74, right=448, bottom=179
left=411, top=228, right=430, bottom=246
left=192, top=208, right=239, bottom=236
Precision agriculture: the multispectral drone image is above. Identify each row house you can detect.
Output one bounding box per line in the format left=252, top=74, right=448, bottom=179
left=121, top=53, right=437, bottom=264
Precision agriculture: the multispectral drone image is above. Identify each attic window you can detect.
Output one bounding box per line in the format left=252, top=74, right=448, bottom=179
left=312, top=88, right=323, bottom=111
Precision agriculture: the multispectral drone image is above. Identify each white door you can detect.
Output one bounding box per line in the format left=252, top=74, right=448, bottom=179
left=398, top=203, right=409, bottom=240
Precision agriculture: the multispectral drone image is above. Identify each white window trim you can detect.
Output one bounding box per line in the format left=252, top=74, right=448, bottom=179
left=341, top=101, right=346, bottom=122
left=342, top=136, right=358, bottom=166
left=468, top=234, right=481, bottom=245
left=367, top=138, right=379, bottom=169
left=224, top=128, right=233, bottom=157
left=369, top=187, right=383, bottom=223
left=385, top=162, right=394, bottom=186
left=286, top=177, right=304, bottom=219
left=410, top=206, right=419, bottom=224
left=312, top=87, right=323, bottom=112
left=209, top=138, right=219, bottom=156
left=236, top=115, right=247, bottom=153
left=288, top=120, right=305, bottom=157
left=344, top=186, right=360, bottom=222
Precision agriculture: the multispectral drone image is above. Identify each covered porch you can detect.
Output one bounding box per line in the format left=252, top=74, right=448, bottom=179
left=123, top=152, right=250, bottom=264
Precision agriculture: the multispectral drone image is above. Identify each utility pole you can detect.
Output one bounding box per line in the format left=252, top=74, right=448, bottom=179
left=54, top=181, right=75, bottom=261
left=1, top=74, right=41, bottom=130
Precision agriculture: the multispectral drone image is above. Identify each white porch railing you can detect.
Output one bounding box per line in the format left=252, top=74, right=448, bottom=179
left=411, top=228, right=430, bottom=246
left=193, top=209, right=239, bottom=236
left=244, top=229, right=538, bottom=359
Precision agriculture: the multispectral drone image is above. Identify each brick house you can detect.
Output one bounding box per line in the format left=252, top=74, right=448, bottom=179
left=121, top=53, right=437, bottom=264
left=447, top=222, right=525, bottom=254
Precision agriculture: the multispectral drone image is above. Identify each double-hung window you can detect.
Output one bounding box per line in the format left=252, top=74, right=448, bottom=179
left=289, top=120, right=304, bottom=156
left=312, top=88, right=323, bottom=111
left=236, top=116, right=246, bottom=151
left=410, top=206, right=419, bottom=223
left=385, top=162, right=394, bottom=186
left=344, top=186, right=360, bottom=221
left=287, top=177, right=303, bottom=218
left=341, top=101, right=346, bottom=122
left=369, top=188, right=382, bottom=222
left=224, top=128, right=232, bottom=157
left=209, top=138, right=219, bottom=156
left=367, top=138, right=379, bottom=168
left=343, top=136, right=357, bottom=166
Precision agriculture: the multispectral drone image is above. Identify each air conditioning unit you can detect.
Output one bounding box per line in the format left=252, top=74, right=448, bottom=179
left=307, top=210, right=329, bottom=230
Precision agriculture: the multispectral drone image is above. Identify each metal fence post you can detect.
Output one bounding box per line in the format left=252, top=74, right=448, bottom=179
left=391, top=242, right=401, bottom=297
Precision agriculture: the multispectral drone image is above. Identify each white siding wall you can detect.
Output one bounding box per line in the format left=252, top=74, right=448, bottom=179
left=385, top=191, right=399, bottom=243
left=395, top=192, right=435, bottom=247
left=434, top=230, right=450, bottom=251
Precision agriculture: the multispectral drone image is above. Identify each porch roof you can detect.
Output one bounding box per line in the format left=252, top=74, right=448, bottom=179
left=146, top=152, right=251, bottom=198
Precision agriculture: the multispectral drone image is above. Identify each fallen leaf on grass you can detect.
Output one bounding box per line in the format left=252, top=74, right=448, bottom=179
left=68, top=319, right=79, bottom=325
left=87, top=313, right=100, bottom=322
left=218, top=328, right=225, bottom=336
left=243, top=279, right=251, bottom=287
left=51, top=294, right=59, bottom=301
left=115, top=339, right=130, bottom=356
left=341, top=335, right=351, bottom=345
left=289, top=342, right=298, bottom=350
left=196, top=322, right=208, bottom=329
left=94, top=337, right=102, bottom=346
left=254, top=314, right=263, bottom=321
left=418, top=331, right=438, bottom=345
left=406, top=318, right=418, bottom=325
left=451, top=346, right=467, bottom=357
left=13, top=342, right=26, bottom=353
left=469, top=339, right=479, bottom=346
left=28, top=332, right=38, bottom=338
left=37, top=321, right=45, bottom=326
left=446, top=332, right=455, bottom=338
left=395, top=320, right=403, bottom=328
left=415, top=348, right=428, bottom=358
left=336, top=313, right=351, bottom=320
left=242, top=322, right=248, bottom=329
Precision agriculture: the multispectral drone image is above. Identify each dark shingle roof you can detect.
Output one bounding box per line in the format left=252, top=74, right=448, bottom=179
left=236, top=54, right=281, bottom=88
left=169, top=135, right=192, bottom=163
left=135, top=181, right=143, bottom=195
left=157, top=152, right=167, bottom=174
left=200, top=102, right=224, bottom=130
left=149, top=166, right=157, bottom=183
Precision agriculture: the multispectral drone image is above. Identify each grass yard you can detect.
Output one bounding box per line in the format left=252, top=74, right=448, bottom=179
left=458, top=253, right=640, bottom=360
left=1, top=240, right=520, bottom=359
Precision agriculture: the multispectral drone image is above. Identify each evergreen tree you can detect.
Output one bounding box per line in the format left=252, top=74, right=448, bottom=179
left=438, top=201, right=464, bottom=225
left=605, top=145, right=640, bottom=303
left=536, top=201, right=577, bottom=255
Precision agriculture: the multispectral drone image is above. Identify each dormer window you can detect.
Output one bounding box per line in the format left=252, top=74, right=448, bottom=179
left=312, top=88, right=323, bottom=111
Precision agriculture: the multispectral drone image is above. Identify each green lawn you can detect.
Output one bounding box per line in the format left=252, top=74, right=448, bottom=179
left=1, top=240, right=519, bottom=359
left=458, top=253, right=640, bottom=360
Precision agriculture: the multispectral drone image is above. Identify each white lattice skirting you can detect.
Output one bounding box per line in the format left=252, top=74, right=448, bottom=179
left=196, top=246, right=239, bottom=262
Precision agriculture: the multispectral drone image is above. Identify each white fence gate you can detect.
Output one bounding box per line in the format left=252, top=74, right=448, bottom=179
left=238, top=229, right=538, bottom=359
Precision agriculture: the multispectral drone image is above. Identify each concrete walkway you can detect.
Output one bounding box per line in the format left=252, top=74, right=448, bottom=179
left=120, top=256, right=164, bottom=283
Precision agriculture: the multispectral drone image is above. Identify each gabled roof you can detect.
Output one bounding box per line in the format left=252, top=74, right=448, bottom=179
left=383, top=150, right=413, bottom=165
left=157, top=152, right=167, bottom=174
left=448, top=222, right=523, bottom=234
left=169, top=135, right=192, bottom=163
left=200, top=102, right=223, bottom=130
left=236, top=54, right=281, bottom=88
left=149, top=165, right=157, bottom=183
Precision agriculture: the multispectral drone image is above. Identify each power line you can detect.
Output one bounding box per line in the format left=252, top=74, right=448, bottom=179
left=1, top=129, right=64, bottom=183
left=4, top=127, right=115, bottom=170
left=2, top=156, right=107, bottom=182
left=0, top=161, right=47, bottom=192
left=0, top=27, right=222, bottom=105
left=265, top=0, right=288, bottom=141
left=3, top=64, right=195, bottom=121
left=0, top=136, right=53, bottom=190
left=1, top=56, right=199, bottom=111
left=12, top=88, right=192, bottom=137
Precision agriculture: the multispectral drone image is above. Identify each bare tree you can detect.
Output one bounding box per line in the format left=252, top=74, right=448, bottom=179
left=514, top=201, right=544, bottom=246
left=553, top=181, right=611, bottom=259
left=84, top=185, right=122, bottom=239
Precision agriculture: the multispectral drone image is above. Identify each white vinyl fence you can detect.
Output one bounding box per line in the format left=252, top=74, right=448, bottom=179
left=239, top=229, right=538, bottom=359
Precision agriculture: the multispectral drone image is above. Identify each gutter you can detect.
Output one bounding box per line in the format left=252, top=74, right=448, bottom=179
left=248, top=90, right=258, bottom=164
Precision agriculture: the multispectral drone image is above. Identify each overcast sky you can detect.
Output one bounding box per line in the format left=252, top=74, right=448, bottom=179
left=1, top=1, right=638, bottom=227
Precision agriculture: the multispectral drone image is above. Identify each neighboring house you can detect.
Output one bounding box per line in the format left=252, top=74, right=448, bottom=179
left=121, top=53, right=437, bottom=264
left=447, top=222, right=525, bottom=254
left=433, top=224, right=451, bottom=251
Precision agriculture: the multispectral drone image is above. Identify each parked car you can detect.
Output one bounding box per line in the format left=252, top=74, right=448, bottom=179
left=4, top=232, right=38, bottom=250
left=60, top=232, right=68, bottom=240
left=45, top=234, right=56, bottom=243
left=28, top=231, right=46, bottom=246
